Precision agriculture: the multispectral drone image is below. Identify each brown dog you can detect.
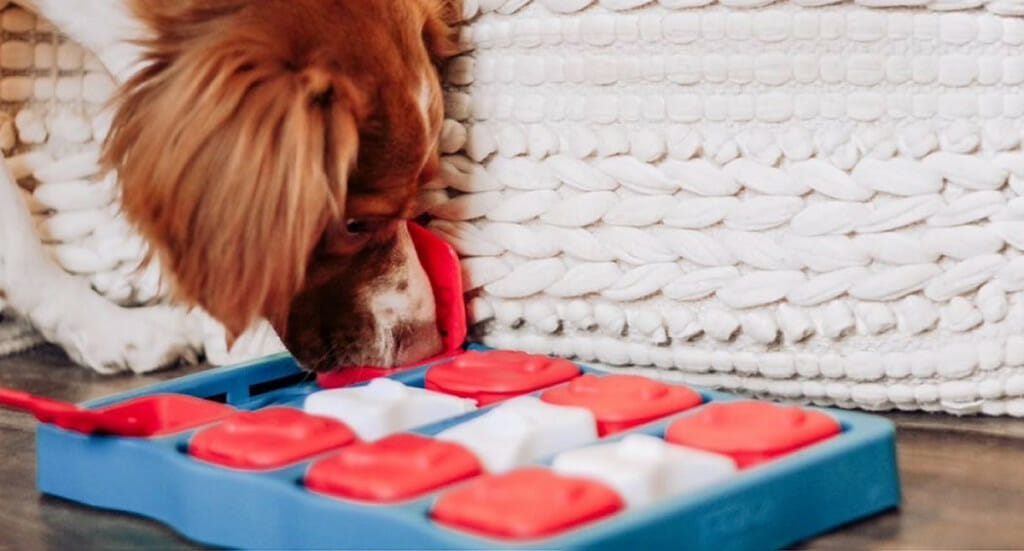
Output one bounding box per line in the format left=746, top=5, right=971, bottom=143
left=101, top=0, right=461, bottom=371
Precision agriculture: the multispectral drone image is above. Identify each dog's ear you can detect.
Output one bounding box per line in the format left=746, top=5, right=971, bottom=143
left=102, top=3, right=363, bottom=341
left=421, top=0, right=464, bottom=64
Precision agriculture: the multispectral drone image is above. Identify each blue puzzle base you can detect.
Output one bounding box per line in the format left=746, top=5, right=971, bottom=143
left=36, top=346, right=900, bottom=550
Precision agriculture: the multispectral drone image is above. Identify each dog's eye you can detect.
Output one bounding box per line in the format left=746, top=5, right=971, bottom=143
left=318, top=218, right=385, bottom=256
left=345, top=219, right=372, bottom=234
left=318, top=217, right=398, bottom=256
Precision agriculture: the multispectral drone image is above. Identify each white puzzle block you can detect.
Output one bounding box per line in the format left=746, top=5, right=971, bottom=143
left=304, top=378, right=476, bottom=441
left=435, top=396, right=598, bottom=473
left=552, top=434, right=738, bottom=509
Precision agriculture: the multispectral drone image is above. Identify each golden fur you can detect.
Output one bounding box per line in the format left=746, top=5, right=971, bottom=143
left=101, top=0, right=459, bottom=369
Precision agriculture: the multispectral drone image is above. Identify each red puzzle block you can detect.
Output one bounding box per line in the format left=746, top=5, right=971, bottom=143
left=664, top=401, right=842, bottom=468
left=189, top=407, right=357, bottom=470
left=425, top=350, right=581, bottom=406
left=431, top=468, right=624, bottom=540
left=96, top=394, right=234, bottom=437
left=305, top=433, right=482, bottom=502
left=539, top=374, right=703, bottom=435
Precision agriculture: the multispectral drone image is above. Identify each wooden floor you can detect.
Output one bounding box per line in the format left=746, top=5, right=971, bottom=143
left=2, top=346, right=1024, bottom=550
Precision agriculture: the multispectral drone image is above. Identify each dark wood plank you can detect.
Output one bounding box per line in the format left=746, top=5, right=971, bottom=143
left=3, top=345, right=1024, bottom=550
left=0, top=346, right=211, bottom=551
left=796, top=424, right=1024, bottom=549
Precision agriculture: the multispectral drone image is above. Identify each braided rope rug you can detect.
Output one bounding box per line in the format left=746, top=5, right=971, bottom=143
left=430, top=0, right=1024, bottom=415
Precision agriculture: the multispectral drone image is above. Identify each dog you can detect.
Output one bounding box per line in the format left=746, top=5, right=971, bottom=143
left=0, top=0, right=460, bottom=373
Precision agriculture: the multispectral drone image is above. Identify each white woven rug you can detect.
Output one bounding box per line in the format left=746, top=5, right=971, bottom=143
left=0, top=3, right=284, bottom=367
left=0, top=4, right=133, bottom=358
left=428, top=0, right=1024, bottom=415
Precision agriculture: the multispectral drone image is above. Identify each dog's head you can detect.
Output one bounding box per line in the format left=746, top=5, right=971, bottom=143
left=101, top=0, right=461, bottom=371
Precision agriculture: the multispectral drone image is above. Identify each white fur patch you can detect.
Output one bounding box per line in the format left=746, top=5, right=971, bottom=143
left=418, top=76, right=433, bottom=132
left=367, top=223, right=441, bottom=365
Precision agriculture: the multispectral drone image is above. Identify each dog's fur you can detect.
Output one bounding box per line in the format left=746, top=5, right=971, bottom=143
left=1, top=0, right=459, bottom=373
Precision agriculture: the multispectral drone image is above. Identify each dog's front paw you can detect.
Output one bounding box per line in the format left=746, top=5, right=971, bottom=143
left=54, top=303, right=202, bottom=374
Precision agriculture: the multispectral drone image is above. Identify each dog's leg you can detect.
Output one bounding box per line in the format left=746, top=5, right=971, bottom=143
left=10, top=0, right=287, bottom=369
left=0, top=159, right=201, bottom=373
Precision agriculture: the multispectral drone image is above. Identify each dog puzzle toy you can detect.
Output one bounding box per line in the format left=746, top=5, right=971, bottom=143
left=0, top=223, right=901, bottom=549
left=7, top=352, right=900, bottom=549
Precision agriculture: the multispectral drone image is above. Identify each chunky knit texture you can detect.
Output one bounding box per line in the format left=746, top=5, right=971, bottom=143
left=429, top=0, right=1024, bottom=415
left=0, top=3, right=153, bottom=357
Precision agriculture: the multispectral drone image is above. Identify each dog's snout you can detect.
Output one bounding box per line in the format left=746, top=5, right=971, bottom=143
left=283, top=222, right=444, bottom=372
left=393, top=321, right=444, bottom=366
left=366, top=223, right=442, bottom=364
left=370, top=282, right=431, bottom=326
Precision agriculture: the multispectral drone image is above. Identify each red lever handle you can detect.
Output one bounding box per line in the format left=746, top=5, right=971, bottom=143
left=0, top=386, right=151, bottom=436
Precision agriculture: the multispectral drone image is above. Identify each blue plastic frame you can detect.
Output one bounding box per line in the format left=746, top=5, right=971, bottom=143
left=36, top=346, right=901, bottom=550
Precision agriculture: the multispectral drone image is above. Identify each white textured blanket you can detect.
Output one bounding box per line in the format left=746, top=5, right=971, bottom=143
left=0, top=5, right=131, bottom=358
left=429, top=0, right=1024, bottom=415
left=0, top=2, right=284, bottom=369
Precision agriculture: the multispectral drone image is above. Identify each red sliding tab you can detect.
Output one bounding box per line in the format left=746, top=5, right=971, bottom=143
left=305, top=433, right=482, bottom=502
left=97, top=394, right=234, bottom=437
left=189, top=407, right=357, bottom=470
left=426, top=350, right=581, bottom=406
left=540, top=374, right=703, bottom=435
left=432, top=468, right=623, bottom=540
left=664, top=401, right=841, bottom=468
left=0, top=388, right=233, bottom=437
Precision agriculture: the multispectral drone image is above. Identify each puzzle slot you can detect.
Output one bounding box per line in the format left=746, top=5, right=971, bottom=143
left=664, top=401, right=842, bottom=468
left=248, top=372, right=311, bottom=398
